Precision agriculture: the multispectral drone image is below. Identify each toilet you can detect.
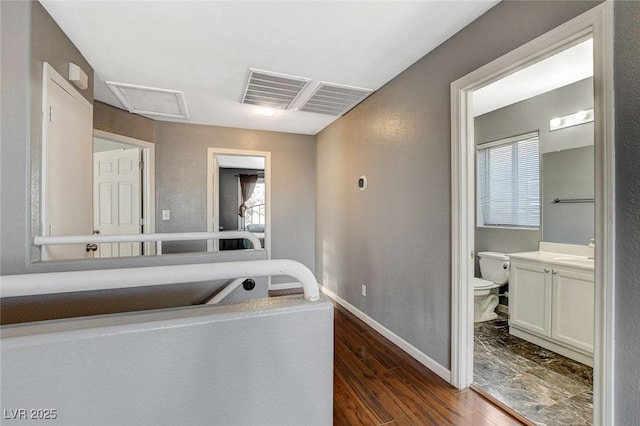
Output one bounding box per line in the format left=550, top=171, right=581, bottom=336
left=473, top=251, right=510, bottom=323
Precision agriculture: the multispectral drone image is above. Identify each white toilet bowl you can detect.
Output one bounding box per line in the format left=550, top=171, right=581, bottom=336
left=473, top=277, right=502, bottom=322
left=473, top=252, right=509, bottom=323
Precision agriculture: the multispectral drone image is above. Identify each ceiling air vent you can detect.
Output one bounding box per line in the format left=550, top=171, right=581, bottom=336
left=241, top=69, right=311, bottom=110
left=105, top=81, right=189, bottom=119
left=299, top=82, right=373, bottom=116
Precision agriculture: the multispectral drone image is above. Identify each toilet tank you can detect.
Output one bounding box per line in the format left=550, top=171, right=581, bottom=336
left=478, top=251, right=510, bottom=284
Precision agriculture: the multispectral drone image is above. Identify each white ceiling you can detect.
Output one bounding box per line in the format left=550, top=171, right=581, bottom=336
left=40, top=0, right=500, bottom=136
left=473, top=38, right=593, bottom=116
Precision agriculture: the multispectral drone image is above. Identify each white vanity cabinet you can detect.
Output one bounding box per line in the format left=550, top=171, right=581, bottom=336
left=509, top=255, right=594, bottom=366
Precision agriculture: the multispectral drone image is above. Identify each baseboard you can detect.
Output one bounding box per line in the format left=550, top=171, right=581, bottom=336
left=497, top=304, right=509, bottom=315
left=319, top=284, right=452, bottom=384
left=269, top=282, right=302, bottom=291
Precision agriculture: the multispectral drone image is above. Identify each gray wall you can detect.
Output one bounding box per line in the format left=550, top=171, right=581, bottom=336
left=94, top=100, right=156, bottom=143
left=315, top=1, right=602, bottom=370
left=155, top=122, right=316, bottom=280
left=2, top=298, right=334, bottom=425
left=614, top=0, right=640, bottom=423
left=474, top=78, right=594, bottom=259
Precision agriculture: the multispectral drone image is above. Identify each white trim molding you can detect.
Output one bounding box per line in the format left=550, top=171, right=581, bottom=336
left=320, top=284, right=451, bottom=384
left=450, top=3, right=614, bottom=425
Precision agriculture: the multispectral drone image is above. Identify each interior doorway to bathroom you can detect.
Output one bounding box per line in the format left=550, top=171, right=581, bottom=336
left=450, top=4, right=614, bottom=425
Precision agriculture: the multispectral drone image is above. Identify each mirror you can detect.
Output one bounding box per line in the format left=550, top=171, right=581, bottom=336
left=541, top=145, right=594, bottom=245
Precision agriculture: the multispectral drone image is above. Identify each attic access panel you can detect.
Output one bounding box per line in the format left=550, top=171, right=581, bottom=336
left=106, top=81, right=189, bottom=119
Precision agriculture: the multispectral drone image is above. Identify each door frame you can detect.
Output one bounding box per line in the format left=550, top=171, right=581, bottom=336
left=206, top=147, right=272, bottom=258
left=93, top=129, right=156, bottom=254
left=450, top=3, right=614, bottom=425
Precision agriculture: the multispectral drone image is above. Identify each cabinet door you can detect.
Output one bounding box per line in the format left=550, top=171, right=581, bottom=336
left=551, top=267, right=595, bottom=354
left=510, top=261, right=552, bottom=337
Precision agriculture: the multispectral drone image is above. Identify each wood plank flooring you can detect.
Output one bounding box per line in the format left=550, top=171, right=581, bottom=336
left=270, top=289, right=523, bottom=425
left=332, top=302, right=522, bottom=425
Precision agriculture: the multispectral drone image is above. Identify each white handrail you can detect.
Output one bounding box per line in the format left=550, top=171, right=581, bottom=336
left=204, top=277, right=247, bottom=304
left=34, top=231, right=262, bottom=250
left=0, top=259, right=320, bottom=301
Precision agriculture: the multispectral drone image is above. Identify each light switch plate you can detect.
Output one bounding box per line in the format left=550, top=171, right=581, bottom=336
left=162, top=210, right=170, bottom=220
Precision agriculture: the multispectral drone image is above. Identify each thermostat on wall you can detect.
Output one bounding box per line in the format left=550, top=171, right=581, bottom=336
left=358, top=175, right=367, bottom=191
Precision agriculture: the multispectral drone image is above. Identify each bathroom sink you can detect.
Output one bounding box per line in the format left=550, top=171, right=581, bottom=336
left=553, top=256, right=594, bottom=267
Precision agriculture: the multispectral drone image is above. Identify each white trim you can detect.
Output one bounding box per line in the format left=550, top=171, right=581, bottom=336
left=450, top=4, right=614, bottom=425
left=319, top=284, right=451, bottom=384
left=269, top=282, right=302, bottom=291
left=93, top=129, right=156, bottom=255
left=206, top=148, right=272, bottom=278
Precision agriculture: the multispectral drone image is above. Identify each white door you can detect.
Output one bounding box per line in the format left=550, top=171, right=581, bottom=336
left=42, top=63, right=93, bottom=261
left=93, top=148, right=142, bottom=257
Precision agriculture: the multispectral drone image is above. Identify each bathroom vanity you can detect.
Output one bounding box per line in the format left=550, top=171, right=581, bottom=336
left=508, top=243, right=594, bottom=366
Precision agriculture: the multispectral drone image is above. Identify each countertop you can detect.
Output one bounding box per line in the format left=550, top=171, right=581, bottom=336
left=508, top=251, right=594, bottom=271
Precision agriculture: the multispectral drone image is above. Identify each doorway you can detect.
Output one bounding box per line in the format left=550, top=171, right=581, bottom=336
left=450, top=4, right=614, bottom=425
left=92, top=129, right=156, bottom=257
left=206, top=148, right=271, bottom=256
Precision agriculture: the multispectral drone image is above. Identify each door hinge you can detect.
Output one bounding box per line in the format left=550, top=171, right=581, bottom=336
left=470, top=250, right=475, bottom=259
left=139, top=218, right=146, bottom=226
left=139, top=161, right=144, bottom=170
left=49, top=106, right=54, bottom=122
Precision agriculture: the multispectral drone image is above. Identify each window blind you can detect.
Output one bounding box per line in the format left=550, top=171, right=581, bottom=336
left=477, top=132, right=540, bottom=228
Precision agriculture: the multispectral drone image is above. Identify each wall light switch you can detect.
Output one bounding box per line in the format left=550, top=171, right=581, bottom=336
left=162, top=210, right=171, bottom=220
left=361, top=285, right=367, bottom=297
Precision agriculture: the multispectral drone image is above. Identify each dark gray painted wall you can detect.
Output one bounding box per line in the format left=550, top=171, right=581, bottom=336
left=474, top=78, right=594, bottom=256
left=315, top=1, right=602, bottom=369
left=614, top=1, right=640, bottom=423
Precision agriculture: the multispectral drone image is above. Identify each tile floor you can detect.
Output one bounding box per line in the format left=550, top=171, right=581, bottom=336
left=474, top=314, right=593, bottom=426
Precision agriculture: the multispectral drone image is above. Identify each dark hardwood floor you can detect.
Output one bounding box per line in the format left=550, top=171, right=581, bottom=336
left=270, top=289, right=523, bottom=425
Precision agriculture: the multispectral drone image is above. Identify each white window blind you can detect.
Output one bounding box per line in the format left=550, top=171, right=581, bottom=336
left=477, top=132, right=540, bottom=228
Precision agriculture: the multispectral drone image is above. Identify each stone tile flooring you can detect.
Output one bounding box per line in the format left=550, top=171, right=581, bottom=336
left=474, top=315, right=593, bottom=426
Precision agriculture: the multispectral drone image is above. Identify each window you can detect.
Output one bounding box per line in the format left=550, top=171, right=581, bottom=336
left=239, top=178, right=265, bottom=230
left=477, top=132, right=540, bottom=229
